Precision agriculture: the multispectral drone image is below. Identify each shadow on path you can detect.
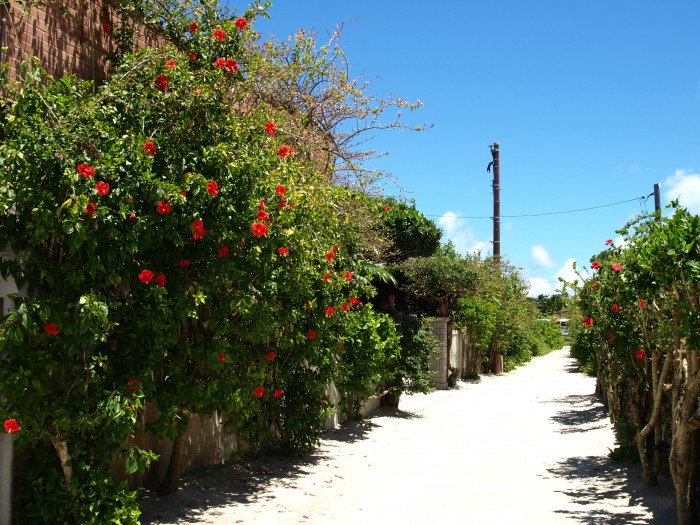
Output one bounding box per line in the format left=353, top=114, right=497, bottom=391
left=546, top=394, right=609, bottom=434
left=139, top=407, right=420, bottom=523
left=545, top=455, right=677, bottom=524
left=542, top=393, right=677, bottom=524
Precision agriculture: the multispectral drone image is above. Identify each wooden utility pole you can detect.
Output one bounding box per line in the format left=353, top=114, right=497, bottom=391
left=490, top=143, right=501, bottom=259
left=488, top=143, right=503, bottom=375
left=654, top=183, right=661, bottom=213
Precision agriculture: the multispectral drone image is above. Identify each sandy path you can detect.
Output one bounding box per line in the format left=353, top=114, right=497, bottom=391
left=140, top=348, right=677, bottom=524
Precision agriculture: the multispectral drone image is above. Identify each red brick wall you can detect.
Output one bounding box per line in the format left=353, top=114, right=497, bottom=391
left=2, top=0, right=162, bottom=83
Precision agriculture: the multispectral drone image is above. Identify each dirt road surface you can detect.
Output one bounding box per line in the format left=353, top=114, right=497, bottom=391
left=140, top=348, right=677, bottom=524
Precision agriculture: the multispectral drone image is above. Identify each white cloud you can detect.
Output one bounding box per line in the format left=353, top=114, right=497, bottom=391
left=665, top=169, right=700, bottom=214
left=438, top=211, right=489, bottom=255
left=554, top=258, right=585, bottom=292
left=614, top=235, right=629, bottom=249
left=531, top=244, right=554, bottom=268
left=527, top=277, right=552, bottom=298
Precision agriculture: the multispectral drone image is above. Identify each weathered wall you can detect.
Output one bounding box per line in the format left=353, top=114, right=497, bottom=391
left=429, top=317, right=449, bottom=389
left=2, top=0, right=162, bottom=83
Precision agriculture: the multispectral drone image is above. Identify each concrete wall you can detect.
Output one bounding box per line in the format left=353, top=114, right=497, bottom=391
left=429, top=317, right=449, bottom=389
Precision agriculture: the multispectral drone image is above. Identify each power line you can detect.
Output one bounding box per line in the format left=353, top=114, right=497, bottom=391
left=425, top=194, right=652, bottom=220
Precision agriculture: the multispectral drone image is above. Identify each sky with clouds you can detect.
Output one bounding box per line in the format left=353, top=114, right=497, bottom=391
left=249, top=1, right=700, bottom=296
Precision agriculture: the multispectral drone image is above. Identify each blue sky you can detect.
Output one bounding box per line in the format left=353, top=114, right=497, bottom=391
left=248, top=1, right=700, bottom=296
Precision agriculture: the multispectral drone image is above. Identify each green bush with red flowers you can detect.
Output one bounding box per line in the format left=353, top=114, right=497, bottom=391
left=0, top=4, right=419, bottom=521
left=568, top=205, right=700, bottom=524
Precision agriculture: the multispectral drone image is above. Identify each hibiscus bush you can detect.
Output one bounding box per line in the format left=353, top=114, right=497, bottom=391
left=568, top=206, right=700, bottom=524
left=0, top=2, right=424, bottom=519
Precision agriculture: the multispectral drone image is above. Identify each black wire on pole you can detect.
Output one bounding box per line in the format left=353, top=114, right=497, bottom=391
left=424, top=194, right=652, bottom=220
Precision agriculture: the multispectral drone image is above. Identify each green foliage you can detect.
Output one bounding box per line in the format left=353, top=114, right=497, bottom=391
left=0, top=1, right=427, bottom=517
left=380, top=198, right=441, bottom=261
left=384, top=313, right=439, bottom=395
left=335, top=306, right=401, bottom=420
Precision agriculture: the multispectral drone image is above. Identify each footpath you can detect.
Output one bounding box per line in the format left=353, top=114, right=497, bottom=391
left=140, top=347, right=677, bottom=524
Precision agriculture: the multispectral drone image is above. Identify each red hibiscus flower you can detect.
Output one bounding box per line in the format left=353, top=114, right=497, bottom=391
left=189, top=22, right=198, bottom=32
left=325, top=306, right=335, bottom=316
left=326, top=251, right=335, bottom=262
left=605, top=239, right=613, bottom=245
left=349, top=297, right=360, bottom=306
left=273, top=389, right=283, bottom=399
left=157, top=201, right=171, bottom=214
left=4, top=419, right=20, bottom=433
left=611, top=263, right=622, bottom=271
left=278, top=247, right=289, bottom=255
left=86, top=200, right=98, bottom=215
left=155, top=75, right=168, bottom=90
left=101, top=21, right=110, bottom=35
left=252, top=222, right=268, bottom=237
left=275, top=184, right=286, bottom=195
left=323, top=272, right=331, bottom=282
left=235, top=17, right=247, bottom=29
left=612, top=304, right=621, bottom=313
left=583, top=316, right=593, bottom=327
left=344, top=271, right=352, bottom=281
left=639, top=299, right=646, bottom=309
left=218, top=245, right=229, bottom=257
left=143, top=141, right=156, bottom=156
left=207, top=181, right=219, bottom=196
left=44, top=322, right=60, bottom=335
left=636, top=349, right=646, bottom=359
left=307, top=330, right=317, bottom=340
left=95, top=181, right=110, bottom=196
left=591, top=261, right=601, bottom=270
left=139, top=269, right=155, bottom=284
left=278, top=145, right=294, bottom=158
left=218, top=353, right=226, bottom=362
left=342, top=303, right=350, bottom=312
left=266, top=351, right=276, bottom=362
left=384, top=206, right=391, bottom=212
left=77, top=163, right=94, bottom=178
left=178, top=259, right=190, bottom=267
left=257, top=209, right=270, bottom=222
left=592, top=282, right=599, bottom=289
left=265, top=121, right=277, bottom=135
left=254, top=386, right=265, bottom=398
left=278, top=197, right=286, bottom=209
left=127, top=378, right=141, bottom=391
left=155, top=273, right=166, bottom=287
left=165, top=59, right=175, bottom=68
left=188, top=53, right=197, bottom=60
left=214, top=57, right=226, bottom=69
left=192, top=219, right=206, bottom=239
left=213, top=28, right=226, bottom=40
left=226, top=58, right=238, bottom=72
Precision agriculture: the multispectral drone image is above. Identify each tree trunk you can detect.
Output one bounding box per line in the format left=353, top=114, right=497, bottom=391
left=159, top=431, right=187, bottom=495
left=50, top=438, right=72, bottom=489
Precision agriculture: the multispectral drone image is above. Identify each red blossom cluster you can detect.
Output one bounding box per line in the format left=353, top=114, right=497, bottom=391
left=95, top=181, right=110, bottom=196
left=207, top=181, right=219, bottom=196
left=214, top=57, right=238, bottom=72
left=583, top=316, right=593, bottom=327
left=4, top=419, right=20, bottom=433
left=189, top=22, right=198, bottom=32
left=157, top=201, right=171, bottom=214
left=278, top=247, right=289, bottom=255
left=192, top=219, right=206, bottom=240
left=127, top=378, right=141, bottom=391
left=636, top=348, right=646, bottom=359
left=278, top=145, right=293, bottom=159
left=155, top=75, right=169, bottom=90
left=77, top=163, right=94, bottom=178
left=143, top=141, right=156, bottom=156
left=165, top=59, right=175, bottom=68
left=44, top=322, right=60, bottom=335
left=235, top=17, right=247, bottom=29
left=265, top=121, right=277, bottom=135
left=612, top=303, right=621, bottom=313
left=213, top=28, right=226, bottom=41
left=218, top=245, right=229, bottom=257
left=591, top=261, right=601, bottom=270
left=86, top=200, right=98, bottom=215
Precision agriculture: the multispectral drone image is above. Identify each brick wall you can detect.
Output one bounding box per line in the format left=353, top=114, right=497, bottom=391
left=2, top=0, right=162, bottom=83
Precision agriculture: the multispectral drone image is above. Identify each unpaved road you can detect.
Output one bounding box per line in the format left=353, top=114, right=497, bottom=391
left=140, top=348, right=677, bottom=524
